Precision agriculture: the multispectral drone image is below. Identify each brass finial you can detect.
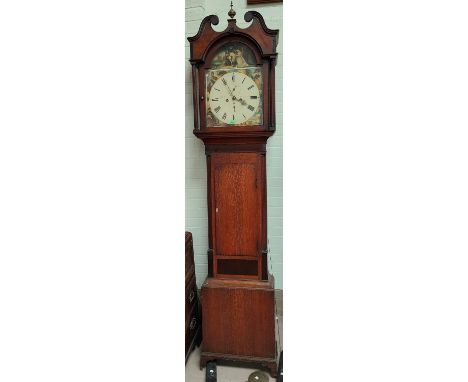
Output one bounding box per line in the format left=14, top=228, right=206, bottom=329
left=228, top=1, right=236, bottom=19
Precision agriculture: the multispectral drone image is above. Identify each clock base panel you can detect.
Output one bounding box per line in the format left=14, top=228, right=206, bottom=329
left=200, top=275, right=278, bottom=377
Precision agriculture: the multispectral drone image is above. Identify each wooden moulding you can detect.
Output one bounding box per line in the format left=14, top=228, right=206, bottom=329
left=200, top=275, right=278, bottom=377
left=188, top=12, right=279, bottom=63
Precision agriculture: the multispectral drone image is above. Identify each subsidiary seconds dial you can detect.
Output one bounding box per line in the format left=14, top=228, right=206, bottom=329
left=209, top=71, right=261, bottom=125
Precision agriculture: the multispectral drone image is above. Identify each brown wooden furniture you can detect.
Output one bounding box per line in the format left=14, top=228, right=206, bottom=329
left=185, top=232, right=202, bottom=363
left=188, top=6, right=279, bottom=377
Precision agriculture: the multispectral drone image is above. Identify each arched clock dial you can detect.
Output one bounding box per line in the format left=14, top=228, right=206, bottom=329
left=209, top=71, right=260, bottom=125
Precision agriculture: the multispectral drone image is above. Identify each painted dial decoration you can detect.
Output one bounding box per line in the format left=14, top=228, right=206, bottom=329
left=208, top=70, right=261, bottom=125
left=205, top=42, right=263, bottom=127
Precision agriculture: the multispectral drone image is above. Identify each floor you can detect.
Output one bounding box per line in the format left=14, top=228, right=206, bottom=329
left=185, top=291, right=283, bottom=382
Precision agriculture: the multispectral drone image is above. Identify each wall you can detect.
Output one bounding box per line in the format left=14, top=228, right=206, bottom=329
left=185, top=0, right=283, bottom=288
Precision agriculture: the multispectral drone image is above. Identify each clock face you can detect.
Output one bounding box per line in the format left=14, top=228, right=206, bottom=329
left=208, top=70, right=261, bottom=125
left=205, top=42, right=263, bottom=127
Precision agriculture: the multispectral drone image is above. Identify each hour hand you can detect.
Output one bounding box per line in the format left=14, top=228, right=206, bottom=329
left=237, top=97, right=247, bottom=106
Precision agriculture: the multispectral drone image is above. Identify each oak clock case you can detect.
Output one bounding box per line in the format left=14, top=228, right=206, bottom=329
left=188, top=9, right=279, bottom=377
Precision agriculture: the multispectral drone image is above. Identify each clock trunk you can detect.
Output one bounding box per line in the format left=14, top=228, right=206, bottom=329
left=210, top=152, right=265, bottom=279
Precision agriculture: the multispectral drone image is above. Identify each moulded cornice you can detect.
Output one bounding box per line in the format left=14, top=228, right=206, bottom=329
left=188, top=11, right=279, bottom=63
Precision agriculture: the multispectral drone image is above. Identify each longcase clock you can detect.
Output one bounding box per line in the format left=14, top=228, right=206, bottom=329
left=188, top=5, right=279, bottom=376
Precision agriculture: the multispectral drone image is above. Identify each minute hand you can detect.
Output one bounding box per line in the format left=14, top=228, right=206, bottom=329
left=222, top=81, right=236, bottom=99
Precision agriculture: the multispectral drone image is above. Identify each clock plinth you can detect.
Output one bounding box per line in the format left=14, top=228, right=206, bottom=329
left=199, top=275, right=278, bottom=378
left=188, top=9, right=280, bottom=377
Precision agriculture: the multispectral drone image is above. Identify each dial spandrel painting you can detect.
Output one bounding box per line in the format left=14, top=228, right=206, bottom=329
left=205, top=43, right=263, bottom=127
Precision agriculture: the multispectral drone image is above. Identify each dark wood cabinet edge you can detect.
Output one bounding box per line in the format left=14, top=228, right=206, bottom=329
left=185, top=296, right=198, bottom=328
left=261, top=250, right=268, bottom=280
left=185, top=231, right=202, bottom=364
left=207, top=248, right=213, bottom=277
left=185, top=324, right=202, bottom=364
left=193, top=129, right=274, bottom=139
left=201, top=274, right=274, bottom=291
left=185, top=264, right=195, bottom=286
